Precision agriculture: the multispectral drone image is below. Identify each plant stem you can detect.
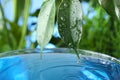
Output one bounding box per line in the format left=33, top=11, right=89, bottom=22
left=0, top=1, right=12, bottom=48
left=12, top=0, right=17, bottom=23
left=18, top=0, right=30, bottom=49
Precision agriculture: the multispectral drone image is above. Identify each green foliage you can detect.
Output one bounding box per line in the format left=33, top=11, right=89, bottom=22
left=57, top=0, right=82, bottom=58
left=18, top=0, right=30, bottom=49
left=37, top=0, right=55, bottom=50
left=99, top=0, right=120, bottom=20
left=0, top=0, right=120, bottom=58
left=79, top=0, right=120, bottom=58
left=37, top=0, right=82, bottom=58
left=98, top=0, right=116, bottom=19
left=0, top=0, right=31, bottom=51
left=113, top=0, right=120, bottom=20
left=12, top=0, right=25, bottom=23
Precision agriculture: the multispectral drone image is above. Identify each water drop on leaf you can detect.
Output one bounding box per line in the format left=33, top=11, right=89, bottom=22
left=58, top=0, right=82, bottom=59
left=37, top=0, right=56, bottom=51
left=64, top=3, right=68, bottom=7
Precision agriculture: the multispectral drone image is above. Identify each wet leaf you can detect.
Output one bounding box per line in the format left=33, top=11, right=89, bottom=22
left=55, top=0, right=62, bottom=21
left=58, top=0, right=82, bottom=58
left=37, top=0, right=56, bottom=50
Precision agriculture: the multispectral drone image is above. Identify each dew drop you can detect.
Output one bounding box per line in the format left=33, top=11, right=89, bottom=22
left=64, top=3, right=68, bottom=7
left=60, top=17, right=65, bottom=21
left=68, top=43, right=72, bottom=46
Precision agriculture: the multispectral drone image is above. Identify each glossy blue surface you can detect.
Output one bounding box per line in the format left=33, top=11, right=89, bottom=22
left=0, top=48, right=120, bottom=80
left=0, top=56, right=28, bottom=80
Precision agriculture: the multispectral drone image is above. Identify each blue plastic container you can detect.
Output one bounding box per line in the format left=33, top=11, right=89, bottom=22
left=0, top=48, right=120, bottom=80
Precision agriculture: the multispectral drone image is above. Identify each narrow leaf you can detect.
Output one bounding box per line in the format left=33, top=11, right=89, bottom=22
left=12, top=0, right=25, bottom=23
left=37, top=0, right=56, bottom=50
left=30, top=9, right=40, bottom=17
left=58, top=0, right=82, bottom=59
left=55, top=0, right=62, bottom=21
left=114, top=0, right=120, bottom=20
left=18, top=0, right=30, bottom=49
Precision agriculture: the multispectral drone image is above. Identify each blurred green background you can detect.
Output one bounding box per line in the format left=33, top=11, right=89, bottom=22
left=0, top=0, right=120, bottom=58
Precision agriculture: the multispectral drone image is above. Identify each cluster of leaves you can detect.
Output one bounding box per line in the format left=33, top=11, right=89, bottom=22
left=0, top=0, right=120, bottom=58
left=37, top=0, right=120, bottom=58
left=99, top=0, right=120, bottom=20
left=37, top=0, right=82, bottom=58
left=79, top=0, right=120, bottom=58
left=0, top=0, right=30, bottom=51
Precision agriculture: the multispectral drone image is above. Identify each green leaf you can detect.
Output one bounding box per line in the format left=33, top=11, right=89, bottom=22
left=12, top=0, right=25, bottom=23
left=18, top=0, right=31, bottom=49
left=98, top=0, right=116, bottom=18
left=113, top=0, right=120, bottom=20
left=30, top=9, right=40, bottom=17
left=58, top=0, right=82, bottom=58
left=55, top=0, right=62, bottom=16
left=1, top=44, right=11, bottom=52
left=37, top=0, right=56, bottom=50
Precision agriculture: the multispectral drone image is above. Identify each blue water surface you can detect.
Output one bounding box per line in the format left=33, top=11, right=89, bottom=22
left=0, top=56, right=28, bottom=80
left=0, top=53, right=120, bottom=80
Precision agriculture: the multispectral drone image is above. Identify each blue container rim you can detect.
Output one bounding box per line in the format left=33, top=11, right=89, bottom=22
left=0, top=48, right=120, bottom=64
